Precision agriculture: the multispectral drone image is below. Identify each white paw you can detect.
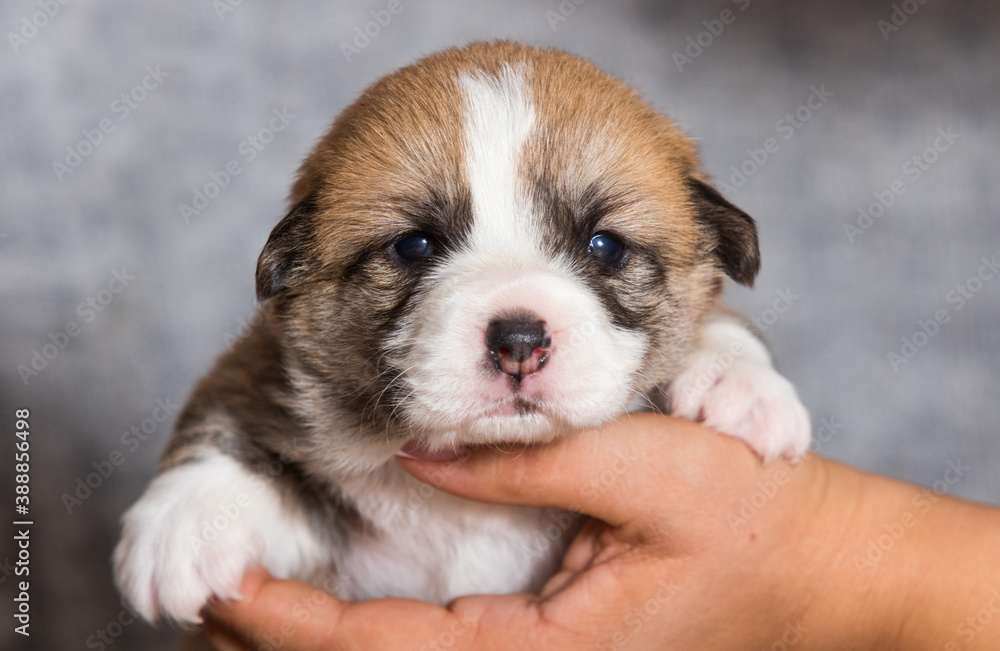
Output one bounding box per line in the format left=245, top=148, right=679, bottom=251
left=113, top=451, right=326, bottom=624
left=668, top=321, right=811, bottom=461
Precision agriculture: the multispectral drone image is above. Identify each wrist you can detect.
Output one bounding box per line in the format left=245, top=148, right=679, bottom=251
left=791, top=457, right=1000, bottom=651
left=772, top=457, right=912, bottom=651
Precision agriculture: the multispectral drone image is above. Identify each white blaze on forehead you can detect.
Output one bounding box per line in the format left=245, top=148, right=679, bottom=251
left=458, top=64, right=541, bottom=260
left=387, top=63, right=649, bottom=446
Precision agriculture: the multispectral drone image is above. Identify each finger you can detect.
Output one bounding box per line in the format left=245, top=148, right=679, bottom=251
left=397, top=413, right=733, bottom=526
left=205, top=567, right=344, bottom=651
left=205, top=568, right=482, bottom=651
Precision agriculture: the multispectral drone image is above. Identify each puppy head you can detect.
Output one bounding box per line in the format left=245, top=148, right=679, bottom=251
left=257, top=42, right=758, bottom=452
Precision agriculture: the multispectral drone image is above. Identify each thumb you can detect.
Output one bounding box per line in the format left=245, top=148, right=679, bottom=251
left=396, top=413, right=711, bottom=526
left=205, top=567, right=346, bottom=650
left=205, top=567, right=463, bottom=651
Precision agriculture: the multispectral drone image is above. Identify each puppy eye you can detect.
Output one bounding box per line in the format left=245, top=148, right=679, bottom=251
left=393, top=233, right=434, bottom=262
left=588, top=232, right=626, bottom=268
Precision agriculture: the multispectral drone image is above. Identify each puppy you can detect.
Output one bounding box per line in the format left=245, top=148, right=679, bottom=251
left=114, top=41, right=810, bottom=625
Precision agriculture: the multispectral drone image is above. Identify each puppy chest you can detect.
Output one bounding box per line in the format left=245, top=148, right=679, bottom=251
left=336, top=495, right=571, bottom=604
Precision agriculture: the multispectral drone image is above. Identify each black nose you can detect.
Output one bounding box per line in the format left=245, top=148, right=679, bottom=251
left=485, top=316, right=551, bottom=378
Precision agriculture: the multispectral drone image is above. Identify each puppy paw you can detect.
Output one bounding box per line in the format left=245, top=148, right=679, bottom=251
left=668, top=321, right=811, bottom=461
left=113, top=452, right=325, bottom=624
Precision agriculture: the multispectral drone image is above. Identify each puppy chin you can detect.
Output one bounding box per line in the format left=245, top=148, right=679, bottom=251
left=407, top=410, right=578, bottom=452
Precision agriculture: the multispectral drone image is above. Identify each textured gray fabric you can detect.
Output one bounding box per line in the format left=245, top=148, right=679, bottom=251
left=1, top=1, right=997, bottom=649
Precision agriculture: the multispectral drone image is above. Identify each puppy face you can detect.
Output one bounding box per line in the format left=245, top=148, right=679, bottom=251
left=257, top=42, right=758, bottom=451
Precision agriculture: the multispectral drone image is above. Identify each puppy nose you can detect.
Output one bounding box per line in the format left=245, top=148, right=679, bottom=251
left=485, top=316, right=551, bottom=378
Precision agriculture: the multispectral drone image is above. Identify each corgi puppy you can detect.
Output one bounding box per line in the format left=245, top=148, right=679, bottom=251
left=114, top=41, right=810, bottom=625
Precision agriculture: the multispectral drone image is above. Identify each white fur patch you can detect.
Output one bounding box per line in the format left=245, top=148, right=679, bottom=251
left=668, top=319, right=811, bottom=461
left=336, top=462, right=568, bottom=603
left=459, top=64, right=538, bottom=259
left=113, top=451, right=328, bottom=624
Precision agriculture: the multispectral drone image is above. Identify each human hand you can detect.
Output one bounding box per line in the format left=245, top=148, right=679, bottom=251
left=204, top=414, right=1000, bottom=650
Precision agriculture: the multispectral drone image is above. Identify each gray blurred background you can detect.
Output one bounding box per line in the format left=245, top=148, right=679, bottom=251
left=1, top=0, right=998, bottom=648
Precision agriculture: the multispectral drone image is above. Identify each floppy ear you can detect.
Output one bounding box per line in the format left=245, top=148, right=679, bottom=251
left=687, top=178, right=760, bottom=286
left=255, top=193, right=318, bottom=301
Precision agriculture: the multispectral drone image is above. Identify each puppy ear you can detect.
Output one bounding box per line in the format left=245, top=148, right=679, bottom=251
left=687, top=178, right=760, bottom=286
left=255, top=193, right=318, bottom=301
